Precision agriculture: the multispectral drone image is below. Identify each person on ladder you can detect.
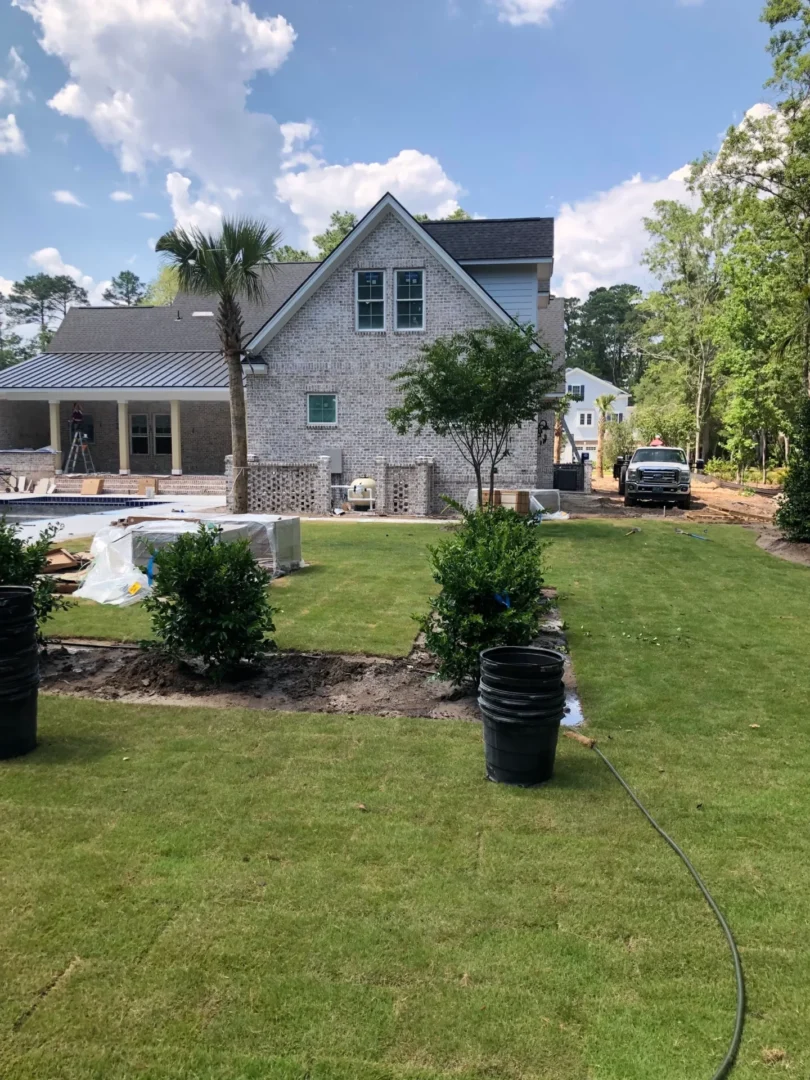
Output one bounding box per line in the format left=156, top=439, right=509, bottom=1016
left=70, top=402, right=84, bottom=439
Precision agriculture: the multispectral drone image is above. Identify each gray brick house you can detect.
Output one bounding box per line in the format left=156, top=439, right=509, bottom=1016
left=0, top=194, right=563, bottom=513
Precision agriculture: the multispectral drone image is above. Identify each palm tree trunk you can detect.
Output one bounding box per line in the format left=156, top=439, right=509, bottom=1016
left=596, top=417, right=605, bottom=478
left=553, top=416, right=562, bottom=464
left=219, top=293, right=249, bottom=514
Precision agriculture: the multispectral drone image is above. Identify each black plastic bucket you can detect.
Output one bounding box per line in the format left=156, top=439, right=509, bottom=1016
left=0, top=586, right=39, bottom=760
left=478, top=646, right=565, bottom=786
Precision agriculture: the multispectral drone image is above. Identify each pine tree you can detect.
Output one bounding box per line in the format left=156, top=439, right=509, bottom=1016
left=776, top=398, right=810, bottom=542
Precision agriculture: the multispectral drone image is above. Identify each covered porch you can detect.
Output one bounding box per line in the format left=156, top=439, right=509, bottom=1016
left=0, top=350, right=231, bottom=479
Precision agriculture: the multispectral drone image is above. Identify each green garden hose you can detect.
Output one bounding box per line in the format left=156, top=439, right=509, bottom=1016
left=565, top=731, right=746, bottom=1080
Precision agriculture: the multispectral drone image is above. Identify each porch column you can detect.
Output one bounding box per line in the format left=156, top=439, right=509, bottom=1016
left=170, top=399, right=182, bottom=475
left=117, top=401, right=130, bottom=475
left=48, top=400, right=62, bottom=473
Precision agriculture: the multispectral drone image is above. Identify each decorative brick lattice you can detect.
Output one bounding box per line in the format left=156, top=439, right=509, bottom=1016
left=390, top=467, right=412, bottom=514
left=226, top=456, right=331, bottom=514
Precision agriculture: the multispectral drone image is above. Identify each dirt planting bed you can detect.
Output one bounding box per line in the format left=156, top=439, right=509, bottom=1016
left=41, top=643, right=482, bottom=720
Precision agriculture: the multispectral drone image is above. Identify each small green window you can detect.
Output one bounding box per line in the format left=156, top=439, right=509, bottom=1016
left=308, top=394, right=337, bottom=425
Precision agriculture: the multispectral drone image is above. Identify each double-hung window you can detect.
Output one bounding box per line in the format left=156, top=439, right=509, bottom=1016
left=154, top=414, right=172, bottom=455
left=396, top=270, right=424, bottom=330
left=567, top=384, right=585, bottom=400
left=578, top=412, right=594, bottom=427
left=356, top=271, right=385, bottom=330
left=130, top=414, right=149, bottom=456
left=308, top=394, right=337, bottom=426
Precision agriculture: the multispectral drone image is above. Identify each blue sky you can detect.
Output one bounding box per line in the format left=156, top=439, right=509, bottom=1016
left=0, top=0, right=773, bottom=306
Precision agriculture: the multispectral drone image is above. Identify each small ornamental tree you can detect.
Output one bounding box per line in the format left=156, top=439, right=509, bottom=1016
left=388, top=324, right=557, bottom=506
left=776, top=398, right=810, bottom=542
left=144, top=525, right=276, bottom=679
left=418, top=504, right=547, bottom=685
left=0, top=520, right=70, bottom=637
left=594, top=393, right=616, bottom=478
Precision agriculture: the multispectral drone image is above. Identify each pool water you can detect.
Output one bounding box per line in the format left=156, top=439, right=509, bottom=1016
left=0, top=496, right=158, bottom=521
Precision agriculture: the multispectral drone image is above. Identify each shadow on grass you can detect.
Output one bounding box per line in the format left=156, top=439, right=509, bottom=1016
left=27, top=733, right=116, bottom=765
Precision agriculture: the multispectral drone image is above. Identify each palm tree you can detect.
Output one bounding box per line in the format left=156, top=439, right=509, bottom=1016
left=594, top=393, right=616, bottom=479
left=156, top=219, right=282, bottom=514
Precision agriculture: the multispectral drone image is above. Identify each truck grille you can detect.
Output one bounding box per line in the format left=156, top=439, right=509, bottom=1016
left=641, top=469, right=680, bottom=485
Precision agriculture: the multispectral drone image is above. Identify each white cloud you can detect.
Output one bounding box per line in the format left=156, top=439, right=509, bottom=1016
left=0, top=47, right=29, bottom=105
left=0, top=113, right=25, bottom=154
left=29, top=246, right=109, bottom=304
left=16, top=0, right=296, bottom=203
left=109, top=189, right=133, bottom=201
left=493, top=0, right=563, bottom=26
left=0, top=276, right=14, bottom=297
left=147, top=237, right=156, bottom=251
left=166, top=171, right=223, bottom=233
left=554, top=165, right=698, bottom=299
left=52, top=188, right=85, bottom=206
left=276, top=135, right=464, bottom=242
left=139, top=211, right=160, bottom=220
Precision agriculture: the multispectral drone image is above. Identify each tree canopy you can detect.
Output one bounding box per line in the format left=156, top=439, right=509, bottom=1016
left=388, top=323, right=557, bottom=506
left=103, top=270, right=146, bottom=307
left=565, top=284, right=645, bottom=387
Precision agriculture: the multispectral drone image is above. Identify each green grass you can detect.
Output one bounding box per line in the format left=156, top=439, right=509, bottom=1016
left=4, top=518, right=809, bottom=1077
left=46, top=522, right=446, bottom=655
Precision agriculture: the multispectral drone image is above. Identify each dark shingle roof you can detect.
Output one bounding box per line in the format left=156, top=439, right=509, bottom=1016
left=421, top=218, right=554, bottom=262
left=49, top=262, right=318, bottom=353
left=0, top=350, right=227, bottom=390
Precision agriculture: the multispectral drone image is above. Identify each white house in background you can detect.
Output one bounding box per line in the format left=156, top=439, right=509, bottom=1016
left=561, top=367, right=633, bottom=463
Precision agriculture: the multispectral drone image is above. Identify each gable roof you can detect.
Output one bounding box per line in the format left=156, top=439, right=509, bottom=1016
left=49, top=262, right=318, bottom=353
left=565, top=367, right=630, bottom=397
left=246, top=193, right=525, bottom=354
left=421, top=217, right=553, bottom=263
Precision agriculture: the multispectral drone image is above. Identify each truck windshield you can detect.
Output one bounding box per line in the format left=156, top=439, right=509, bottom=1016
left=632, top=448, right=687, bottom=464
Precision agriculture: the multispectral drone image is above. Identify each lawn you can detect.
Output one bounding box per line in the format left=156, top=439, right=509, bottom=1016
left=46, top=521, right=446, bottom=655
left=3, top=519, right=809, bottom=1077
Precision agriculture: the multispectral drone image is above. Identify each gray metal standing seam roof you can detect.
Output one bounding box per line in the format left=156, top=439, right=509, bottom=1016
left=0, top=350, right=227, bottom=390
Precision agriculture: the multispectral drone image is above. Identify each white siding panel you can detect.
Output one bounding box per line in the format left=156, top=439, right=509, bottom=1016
left=466, top=264, right=537, bottom=326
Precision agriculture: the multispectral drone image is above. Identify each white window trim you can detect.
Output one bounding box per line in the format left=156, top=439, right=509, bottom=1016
left=307, top=392, right=338, bottom=427
left=578, top=412, right=594, bottom=427
left=355, top=270, right=386, bottom=332
left=394, top=268, right=425, bottom=332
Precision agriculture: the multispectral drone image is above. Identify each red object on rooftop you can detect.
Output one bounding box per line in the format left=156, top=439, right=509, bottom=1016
left=649, top=437, right=664, bottom=446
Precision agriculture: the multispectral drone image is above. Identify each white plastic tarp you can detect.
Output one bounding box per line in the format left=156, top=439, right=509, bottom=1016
left=74, top=515, right=303, bottom=606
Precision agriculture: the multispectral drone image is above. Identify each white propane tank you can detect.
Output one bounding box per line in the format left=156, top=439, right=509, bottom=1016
left=347, top=477, right=377, bottom=509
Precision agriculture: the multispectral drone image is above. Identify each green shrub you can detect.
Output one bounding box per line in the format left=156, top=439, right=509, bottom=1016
left=144, top=524, right=276, bottom=678
left=776, top=399, right=810, bottom=543
left=418, top=504, right=547, bottom=686
left=0, top=519, right=70, bottom=637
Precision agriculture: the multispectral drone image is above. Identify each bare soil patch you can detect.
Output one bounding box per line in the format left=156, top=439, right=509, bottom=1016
left=41, top=643, right=481, bottom=719
left=755, top=526, right=810, bottom=569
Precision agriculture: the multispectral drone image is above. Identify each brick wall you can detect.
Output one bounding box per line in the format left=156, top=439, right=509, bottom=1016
left=0, top=449, right=61, bottom=480
left=0, top=401, right=50, bottom=450
left=225, top=455, right=331, bottom=514
left=248, top=209, right=556, bottom=514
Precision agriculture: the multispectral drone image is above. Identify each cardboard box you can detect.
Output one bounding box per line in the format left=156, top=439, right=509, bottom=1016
left=500, top=489, right=530, bottom=515
left=137, top=477, right=160, bottom=496
left=482, top=490, right=502, bottom=506
left=80, top=477, right=105, bottom=495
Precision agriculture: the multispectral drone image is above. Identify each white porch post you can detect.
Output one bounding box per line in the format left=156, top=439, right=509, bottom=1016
left=170, top=399, right=182, bottom=475
left=48, top=400, right=62, bottom=473
left=118, top=401, right=130, bottom=475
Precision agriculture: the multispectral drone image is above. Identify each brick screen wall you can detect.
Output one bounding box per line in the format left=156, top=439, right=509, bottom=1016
left=248, top=209, right=556, bottom=513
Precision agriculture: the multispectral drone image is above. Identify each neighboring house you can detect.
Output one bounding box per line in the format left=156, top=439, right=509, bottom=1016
left=0, top=193, right=565, bottom=513
left=561, top=367, right=633, bottom=463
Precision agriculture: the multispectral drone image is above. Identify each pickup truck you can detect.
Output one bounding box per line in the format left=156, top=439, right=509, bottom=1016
left=618, top=447, right=692, bottom=509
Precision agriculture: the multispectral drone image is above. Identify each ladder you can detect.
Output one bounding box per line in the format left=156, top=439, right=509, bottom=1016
left=64, top=429, right=96, bottom=474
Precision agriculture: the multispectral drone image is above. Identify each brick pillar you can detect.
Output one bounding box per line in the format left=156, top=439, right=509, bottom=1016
left=374, top=456, right=389, bottom=515
left=413, top=457, right=434, bottom=517
left=317, top=455, right=332, bottom=514
left=583, top=461, right=593, bottom=494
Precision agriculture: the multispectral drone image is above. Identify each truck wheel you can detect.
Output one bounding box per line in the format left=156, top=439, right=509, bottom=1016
left=680, top=494, right=692, bottom=510
left=624, top=494, right=636, bottom=507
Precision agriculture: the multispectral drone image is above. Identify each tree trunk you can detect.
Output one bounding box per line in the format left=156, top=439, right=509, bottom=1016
left=473, top=462, right=484, bottom=509
left=553, top=417, right=562, bottom=464
left=761, top=429, right=767, bottom=484
left=226, top=347, right=249, bottom=514
left=596, top=417, right=605, bottom=478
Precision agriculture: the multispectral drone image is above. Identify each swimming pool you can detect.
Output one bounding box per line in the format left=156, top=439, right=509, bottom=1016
left=0, top=496, right=159, bottom=522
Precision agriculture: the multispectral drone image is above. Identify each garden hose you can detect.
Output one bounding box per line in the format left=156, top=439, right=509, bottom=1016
left=564, top=731, right=746, bottom=1080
